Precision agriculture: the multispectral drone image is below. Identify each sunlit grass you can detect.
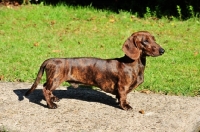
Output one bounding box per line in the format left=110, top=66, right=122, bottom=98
left=0, top=5, right=200, bottom=96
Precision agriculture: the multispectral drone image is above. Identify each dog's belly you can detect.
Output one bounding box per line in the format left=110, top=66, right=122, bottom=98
left=67, top=78, right=117, bottom=95
left=96, top=80, right=117, bottom=94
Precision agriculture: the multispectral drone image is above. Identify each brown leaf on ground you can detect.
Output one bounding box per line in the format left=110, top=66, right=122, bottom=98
left=141, top=89, right=151, bottom=94
left=52, top=50, right=61, bottom=53
left=139, top=109, right=145, bottom=114
left=194, top=51, right=198, bottom=56
left=50, top=21, right=56, bottom=26
left=0, top=75, right=4, bottom=80
left=109, top=19, right=115, bottom=23
left=34, top=42, right=39, bottom=47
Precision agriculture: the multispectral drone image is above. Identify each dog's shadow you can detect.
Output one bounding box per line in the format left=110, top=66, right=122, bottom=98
left=13, top=86, right=121, bottom=109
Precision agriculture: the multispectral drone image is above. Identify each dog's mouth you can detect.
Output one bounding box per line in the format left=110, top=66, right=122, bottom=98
left=142, top=51, right=156, bottom=56
left=145, top=52, right=163, bottom=57
left=142, top=47, right=165, bottom=57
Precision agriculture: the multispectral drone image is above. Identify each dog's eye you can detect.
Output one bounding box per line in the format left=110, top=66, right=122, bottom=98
left=143, top=40, right=148, bottom=44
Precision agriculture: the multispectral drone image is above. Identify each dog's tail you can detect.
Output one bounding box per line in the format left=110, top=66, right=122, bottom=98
left=25, top=60, right=48, bottom=96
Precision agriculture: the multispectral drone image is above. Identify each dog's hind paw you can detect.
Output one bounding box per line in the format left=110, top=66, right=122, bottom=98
left=47, top=103, right=58, bottom=109
left=51, top=96, right=60, bottom=102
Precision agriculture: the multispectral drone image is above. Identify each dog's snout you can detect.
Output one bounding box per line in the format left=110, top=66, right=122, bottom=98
left=159, top=48, right=165, bottom=55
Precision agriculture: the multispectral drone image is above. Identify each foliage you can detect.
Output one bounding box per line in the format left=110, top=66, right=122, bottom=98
left=34, top=0, right=200, bottom=19
left=0, top=5, right=200, bottom=96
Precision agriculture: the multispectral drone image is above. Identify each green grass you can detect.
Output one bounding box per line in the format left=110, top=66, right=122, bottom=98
left=0, top=5, right=200, bottom=96
left=0, top=126, right=9, bottom=132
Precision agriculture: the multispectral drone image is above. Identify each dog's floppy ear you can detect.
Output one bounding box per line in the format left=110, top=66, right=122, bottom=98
left=122, top=35, right=140, bottom=60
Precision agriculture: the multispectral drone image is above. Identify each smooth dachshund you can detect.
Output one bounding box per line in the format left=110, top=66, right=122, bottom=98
left=25, top=31, right=165, bottom=110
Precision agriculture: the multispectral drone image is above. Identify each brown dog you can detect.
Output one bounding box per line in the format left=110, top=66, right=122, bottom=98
left=25, top=31, right=165, bottom=110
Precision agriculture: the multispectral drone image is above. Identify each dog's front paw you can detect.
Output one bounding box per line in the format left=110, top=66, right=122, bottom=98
left=121, top=103, right=133, bottom=111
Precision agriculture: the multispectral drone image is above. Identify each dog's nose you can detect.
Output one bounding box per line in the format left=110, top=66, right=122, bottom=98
left=159, top=48, right=165, bottom=55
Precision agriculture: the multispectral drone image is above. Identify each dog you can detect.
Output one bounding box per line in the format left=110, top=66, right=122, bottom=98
left=25, top=31, right=165, bottom=110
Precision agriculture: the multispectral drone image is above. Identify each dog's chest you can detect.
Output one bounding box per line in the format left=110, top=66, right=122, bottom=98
left=130, top=59, right=145, bottom=89
left=136, top=64, right=145, bottom=83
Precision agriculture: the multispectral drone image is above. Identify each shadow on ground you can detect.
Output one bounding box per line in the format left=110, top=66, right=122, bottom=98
left=13, top=86, right=121, bottom=109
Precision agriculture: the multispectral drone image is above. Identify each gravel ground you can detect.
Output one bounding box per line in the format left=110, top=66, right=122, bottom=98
left=0, top=82, right=200, bottom=132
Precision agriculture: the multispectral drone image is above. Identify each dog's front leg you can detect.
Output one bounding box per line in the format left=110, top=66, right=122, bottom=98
left=116, top=94, right=130, bottom=105
left=118, top=88, right=132, bottom=111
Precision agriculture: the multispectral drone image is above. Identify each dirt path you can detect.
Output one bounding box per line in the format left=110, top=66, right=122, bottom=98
left=0, top=82, right=200, bottom=132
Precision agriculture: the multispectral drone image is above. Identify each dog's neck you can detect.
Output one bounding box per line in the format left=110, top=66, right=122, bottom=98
left=118, top=55, right=146, bottom=66
left=140, top=56, right=146, bottom=66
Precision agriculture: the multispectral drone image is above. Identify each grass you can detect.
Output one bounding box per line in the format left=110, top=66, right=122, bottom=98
left=0, top=126, right=8, bottom=132
left=0, top=4, right=200, bottom=96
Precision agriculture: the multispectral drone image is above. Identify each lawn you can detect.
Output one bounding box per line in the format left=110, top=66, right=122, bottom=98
left=0, top=4, right=199, bottom=96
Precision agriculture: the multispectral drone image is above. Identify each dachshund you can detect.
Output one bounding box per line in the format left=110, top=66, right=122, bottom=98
left=25, top=31, right=165, bottom=110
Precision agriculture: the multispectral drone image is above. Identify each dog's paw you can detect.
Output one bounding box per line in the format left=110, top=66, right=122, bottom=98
left=121, top=104, right=133, bottom=111
left=69, top=83, right=79, bottom=88
left=48, top=103, right=58, bottom=109
left=51, top=96, right=60, bottom=102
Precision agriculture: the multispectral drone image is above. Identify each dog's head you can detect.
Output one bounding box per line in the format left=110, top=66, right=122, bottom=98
left=122, top=31, right=165, bottom=60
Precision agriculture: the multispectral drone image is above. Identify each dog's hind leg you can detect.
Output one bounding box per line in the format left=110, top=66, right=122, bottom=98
left=43, top=83, right=60, bottom=103
left=43, top=79, right=61, bottom=109
left=43, top=87, right=56, bottom=108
